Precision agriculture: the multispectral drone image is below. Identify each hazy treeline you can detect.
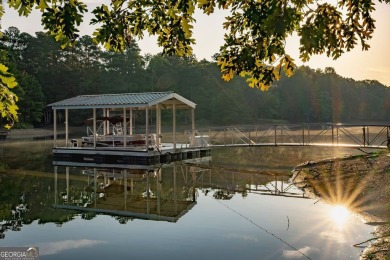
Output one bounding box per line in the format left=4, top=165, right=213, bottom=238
left=0, top=27, right=389, bottom=127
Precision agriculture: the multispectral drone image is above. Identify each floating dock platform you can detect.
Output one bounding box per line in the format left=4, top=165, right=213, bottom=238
left=52, top=146, right=211, bottom=168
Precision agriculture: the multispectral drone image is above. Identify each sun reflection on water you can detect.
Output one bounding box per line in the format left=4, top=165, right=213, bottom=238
left=329, top=204, right=351, bottom=229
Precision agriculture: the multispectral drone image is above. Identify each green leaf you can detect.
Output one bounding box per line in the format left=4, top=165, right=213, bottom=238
left=0, top=76, right=18, bottom=89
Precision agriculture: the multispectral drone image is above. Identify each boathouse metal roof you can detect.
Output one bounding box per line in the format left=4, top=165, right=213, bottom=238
left=48, top=91, right=196, bottom=110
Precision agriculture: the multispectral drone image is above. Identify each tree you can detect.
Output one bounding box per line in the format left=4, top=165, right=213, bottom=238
left=0, top=64, right=18, bottom=129
left=1, top=1, right=389, bottom=128
left=89, top=0, right=389, bottom=91
left=0, top=28, right=46, bottom=126
left=4, top=0, right=389, bottom=90
left=0, top=0, right=86, bottom=128
left=0, top=27, right=19, bottom=128
left=18, top=32, right=66, bottom=103
left=13, top=73, right=45, bottom=126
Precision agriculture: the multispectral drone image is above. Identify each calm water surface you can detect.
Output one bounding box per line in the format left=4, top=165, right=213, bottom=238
left=0, top=141, right=375, bottom=259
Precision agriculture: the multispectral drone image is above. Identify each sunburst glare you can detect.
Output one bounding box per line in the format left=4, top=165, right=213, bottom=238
left=329, top=204, right=350, bottom=229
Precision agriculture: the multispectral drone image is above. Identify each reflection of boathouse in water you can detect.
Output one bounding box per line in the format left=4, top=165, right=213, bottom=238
left=48, top=92, right=211, bottom=168
left=53, top=164, right=200, bottom=222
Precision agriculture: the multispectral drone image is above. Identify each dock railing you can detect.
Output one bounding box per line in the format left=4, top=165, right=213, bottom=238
left=187, top=123, right=390, bottom=149
left=186, top=129, right=210, bottom=147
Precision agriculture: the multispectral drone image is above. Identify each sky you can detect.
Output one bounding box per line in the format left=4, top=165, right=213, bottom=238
left=2, top=1, right=390, bottom=86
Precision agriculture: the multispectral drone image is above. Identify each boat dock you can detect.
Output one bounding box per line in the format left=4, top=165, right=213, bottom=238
left=48, top=92, right=211, bottom=168
left=52, top=145, right=211, bottom=168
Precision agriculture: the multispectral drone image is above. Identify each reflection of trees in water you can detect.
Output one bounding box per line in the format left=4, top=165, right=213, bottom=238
left=115, top=216, right=133, bottom=224
left=0, top=170, right=79, bottom=238
left=1, top=202, right=40, bottom=238
left=213, top=190, right=234, bottom=200
left=81, top=212, right=97, bottom=221
left=1, top=219, right=23, bottom=238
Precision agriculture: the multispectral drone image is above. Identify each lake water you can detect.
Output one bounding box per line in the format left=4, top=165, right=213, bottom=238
left=0, top=141, right=375, bottom=259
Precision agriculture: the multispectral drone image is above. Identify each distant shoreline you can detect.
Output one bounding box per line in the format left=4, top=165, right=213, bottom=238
left=6, top=128, right=66, bottom=140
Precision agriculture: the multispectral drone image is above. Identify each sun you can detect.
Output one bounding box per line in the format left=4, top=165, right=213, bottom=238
left=329, top=204, right=350, bottom=229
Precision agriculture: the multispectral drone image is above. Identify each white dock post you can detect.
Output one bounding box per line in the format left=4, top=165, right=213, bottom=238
left=146, top=171, right=150, bottom=214
left=124, top=170, right=127, bottom=210
left=103, top=108, right=107, bottom=135
left=123, top=107, right=127, bottom=148
left=66, top=167, right=69, bottom=205
left=129, top=109, right=133, bottom=135
left=65, top=109, right=68, bottom=146
left=157, top=168, right=161, bottom=215
left=191, top=108, right=195, bottom=147
left=94, top=168, right=97, bottom=208
left=53, top=109, right=57, bottom=147
left=145, top=107, right=149, bottom=149
left=156, top=104, right=160, bottom=147
left=106, top=109, right=110, bottom=134
left=174, top=166, right=177, bottom=211
left=54, top=166, right=58, bottom=205
left=93, top=108, right=96, bottom=148
left=173, top=103, right=176, bottom=150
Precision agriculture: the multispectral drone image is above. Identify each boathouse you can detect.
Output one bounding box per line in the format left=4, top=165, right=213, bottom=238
left=48, top=92, right=211, bottom=168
